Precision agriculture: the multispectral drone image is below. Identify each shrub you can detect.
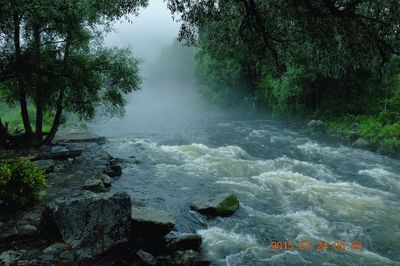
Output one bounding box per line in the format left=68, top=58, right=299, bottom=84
left=0, top=160, right=47, bottom=209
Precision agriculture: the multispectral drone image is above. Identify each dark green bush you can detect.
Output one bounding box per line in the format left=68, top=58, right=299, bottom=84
left=0, top=160, right=47, bottom=209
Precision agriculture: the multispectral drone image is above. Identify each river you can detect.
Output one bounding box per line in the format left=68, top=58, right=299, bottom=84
left=90, top=80, right=400, bottom=266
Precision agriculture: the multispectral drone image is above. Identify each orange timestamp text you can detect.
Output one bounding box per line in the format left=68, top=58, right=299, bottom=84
left=271, top=241, right=363, bottom=251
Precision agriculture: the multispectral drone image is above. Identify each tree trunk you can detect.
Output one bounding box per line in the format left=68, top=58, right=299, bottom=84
left=33, top=24, right=44, bottom=145
left=44, top=33, right=72, bottom=145
left=13, top=12, right=33, bottom=137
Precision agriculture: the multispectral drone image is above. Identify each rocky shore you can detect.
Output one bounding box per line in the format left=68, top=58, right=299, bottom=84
left=0, top=124, right=239, bottom=265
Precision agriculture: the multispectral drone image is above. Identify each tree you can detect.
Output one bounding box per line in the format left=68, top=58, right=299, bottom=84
left=167, top=0, right=400, bottom=113
left=0, top=0, right=148, bottom=146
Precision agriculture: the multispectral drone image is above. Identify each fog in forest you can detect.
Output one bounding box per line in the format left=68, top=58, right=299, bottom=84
left=93, top=0, right=208, bottom=138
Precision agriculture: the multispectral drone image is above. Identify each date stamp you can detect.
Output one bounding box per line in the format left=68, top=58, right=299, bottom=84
left=271, top=241, right=363, bottom=252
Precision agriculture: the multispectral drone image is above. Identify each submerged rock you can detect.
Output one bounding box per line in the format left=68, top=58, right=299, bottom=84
left=165, top=232, right=202, bottom=252
left=191, top=193, right=239, bottom=217
left=131, top=207, right=176, bottom=237
left=136, top=249, right=157, bottom=265
left=41, top=191, right=131, bottom=258
left=81, top=178, right=106, bottom=192
left=352, top=138, right=369, bottom=149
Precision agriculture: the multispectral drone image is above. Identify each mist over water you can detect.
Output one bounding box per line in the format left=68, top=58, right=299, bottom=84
left=91, top=1, right=400, bottom=265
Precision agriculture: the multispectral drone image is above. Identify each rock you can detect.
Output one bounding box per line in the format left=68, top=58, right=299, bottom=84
left=81, top=178, right=106, bottom=192
left=0, top=225, right=37, bottom=242
left=191, top=193, right=239, bottom=217
left=352, top=138, right=369, bottom=149
left=0, top=250, right=23, bottom=266
left=33, top=159, right=55, bottom=173
left=131, top=207, right=176, bottom=237
left=165, top=232, right=202, bottom=252
left=95, top=173, right=112, bottom=188
left=41, top=191, right=132, bottom=258
left=43, top=243, right=70, bottom=256
left=156, top=255, right=174, bottom=265
left=349, top=122, right=359, bottom=131
left=134, top=159, right=144, bottom=164
left=18, top=224, right=38, bottom=237
left=55, top=132, right=106, bottom=145
left=20, top=210, right=42, bottom=226
left=106, top=164, right=122, bottom=177
left=136, top=249, right=157, bottom=265
left=173, top=250, right=199, bottom=266
left=59, top=250, right=75, bottom=261
left=39, top=254, right=54, bottom=262
left=307, top=120, right=325, bottom=132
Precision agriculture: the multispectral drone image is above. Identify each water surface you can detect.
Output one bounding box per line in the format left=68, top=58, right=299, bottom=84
left=91, top=83, right=400, bottom=266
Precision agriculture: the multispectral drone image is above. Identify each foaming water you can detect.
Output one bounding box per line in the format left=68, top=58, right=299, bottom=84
left=91, top=98, right=400, bottom=265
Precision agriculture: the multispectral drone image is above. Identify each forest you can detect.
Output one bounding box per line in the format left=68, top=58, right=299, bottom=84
left=168, top=0, right=400, bottom=155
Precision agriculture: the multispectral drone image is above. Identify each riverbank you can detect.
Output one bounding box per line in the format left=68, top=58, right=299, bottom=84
left=0, top=123, right=219, bottom=265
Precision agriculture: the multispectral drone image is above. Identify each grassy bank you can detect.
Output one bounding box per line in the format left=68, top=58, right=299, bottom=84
left=0, top=102, right=53, bottom=134
left=325, top=114, right=400, bottom=155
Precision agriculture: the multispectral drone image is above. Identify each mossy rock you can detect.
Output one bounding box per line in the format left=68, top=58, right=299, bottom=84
left=216, top=194, right=239, bottom=216
left=191, top=193, right=239, bottom=217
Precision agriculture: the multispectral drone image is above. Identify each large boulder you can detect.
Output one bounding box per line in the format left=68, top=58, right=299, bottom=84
left=41, top=191, right=132, bottom=258
left=131, top=207, right=176, bottom=237
left=191, top=193, right=239, bottom=217
left=165, top=232, right=202, bottom=252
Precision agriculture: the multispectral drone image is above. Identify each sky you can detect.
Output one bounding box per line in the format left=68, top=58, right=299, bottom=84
left=104, top=0, right=181, bottom=64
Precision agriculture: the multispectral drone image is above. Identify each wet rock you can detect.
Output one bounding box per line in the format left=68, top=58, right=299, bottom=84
left=95, top=173, right=112, bottom=188
left=191, top=193, right=239, bottom=217
left=173, top=250, right=200, bottom=266
left=39, top=253, right=54, bottom=262
left=41, top=191, right=131, bottom=258
left=33, top=159, right=55, bottom=173
left=352, top=138, right=369, bottom=149
left=131, top=207, right=176, bottom=237
left=0, top=250, right=23, bottom=266
left=137, top=249, right=157, bottom=265
left=307, top=120, right=325, bottom=132
left=55, top=132, right=106, bottom=145
left=165, top=232, right=202, bottom=252
left=156, top=255, right=174, bottom=266
left=18, top=224, right=38, bottom=237
left=43, top=243, right=70, bottom=256
left=0, top=224, right=37, bottom=242
left=81, top=178, right=106, bottom=192
left=20, top=210, right=42, bottom=226
left=106, top=164, right=122, bottom=177
left=59, top=250, right=75, bottom=261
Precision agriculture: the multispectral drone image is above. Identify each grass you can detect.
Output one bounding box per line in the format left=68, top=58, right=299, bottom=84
left=326, top=113, right=400, bottom=155
left=0, top=102, right=53, bottom=134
